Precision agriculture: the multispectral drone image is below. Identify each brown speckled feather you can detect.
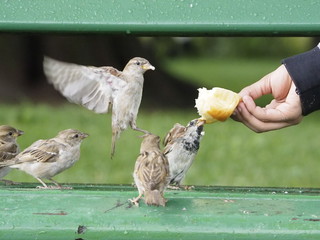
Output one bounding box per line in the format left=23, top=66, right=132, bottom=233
left=0, top=125, right=23, bottom=179
left=135, top=150, right=169, bottom=192
left=163, top=119, right=204, bottom=186
left=43, top=57, right=155, bottom=157
left=99, top=66, right=124, bottom=79
left=132, top=134, right=170, bottom=206
left=163, top=123, right=186, bottom=155
left=0, top=129, right=88, bottom=188
left=0, top=141, right=18, bottom=161
left=16, top=139, right=62, bottom=164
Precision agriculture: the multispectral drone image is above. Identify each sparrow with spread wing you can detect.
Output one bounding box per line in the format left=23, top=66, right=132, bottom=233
left=163, top=119, right=204, bottom=188
left=0, top=125, right=24, bottom=184
left=130, top=134, right=170, bottom=207
left=43, top=57, right=155, bottom=157
left=0, top=129, right=88, bottom=189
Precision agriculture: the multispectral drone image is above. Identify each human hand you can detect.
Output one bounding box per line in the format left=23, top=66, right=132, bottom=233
left=232, top=65, right=303, bottom=132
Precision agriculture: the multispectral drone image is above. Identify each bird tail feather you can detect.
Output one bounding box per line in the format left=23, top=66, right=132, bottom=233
left=0, top=159, right=15, bottom=168
left=111, top=129, right=121, bottom=158
left=144, top=190, right=166, bottom=207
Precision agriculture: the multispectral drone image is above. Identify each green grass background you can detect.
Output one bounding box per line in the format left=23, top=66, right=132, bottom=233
left=3, top=58, right=320, bottom=188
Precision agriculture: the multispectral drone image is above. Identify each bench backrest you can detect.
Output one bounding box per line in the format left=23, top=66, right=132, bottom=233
left=1, top=0, right=320, bottom=35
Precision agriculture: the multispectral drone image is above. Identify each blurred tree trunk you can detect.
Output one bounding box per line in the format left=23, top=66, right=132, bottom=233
left=0, top=34, right=198, bottom=109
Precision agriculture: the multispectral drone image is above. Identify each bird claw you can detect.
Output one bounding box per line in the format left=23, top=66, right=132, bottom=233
left=167, top=185, right=195, bottom=190
left=128, top=198, right=140, bottom=207
left=59, top=186, right=73, bottom=190
left=167, top=185, right=181, bottom=190
left=184, top=185, right=195, bottom=190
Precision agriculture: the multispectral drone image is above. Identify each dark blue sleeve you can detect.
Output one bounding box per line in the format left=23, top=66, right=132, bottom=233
left=282, top=45, right=320, bottom=116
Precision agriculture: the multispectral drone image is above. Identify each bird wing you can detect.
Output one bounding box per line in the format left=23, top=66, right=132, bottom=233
left=0, top=141, right=18, bottom=161
left=163, top=123, right=186, bottom=155
left=136, top=151, right=169, bottom=191
left=43, top=57, right=127, bottom=114
left=15, top=139, right=63, bottom=164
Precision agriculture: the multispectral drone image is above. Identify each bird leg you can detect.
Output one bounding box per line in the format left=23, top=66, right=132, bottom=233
left=36, top=178, right=49, bottom=189
left=129, top=193, right=143, bottom=207
left=49, top=178, right=62, bottom=187
left=35, top=178, right=72, bottom=190
left=133, top=127, right=150, bottom=134
left=130, top=121, right=150, bottom=134
left=49, top=178, right=73, bottom=190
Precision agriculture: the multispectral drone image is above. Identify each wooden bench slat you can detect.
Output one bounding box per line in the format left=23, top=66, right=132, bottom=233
left=1, top=0, right=320, bottom=35
left=1, top=184, right=319, bottom=239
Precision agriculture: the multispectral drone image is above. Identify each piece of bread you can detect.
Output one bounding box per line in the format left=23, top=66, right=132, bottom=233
left=195, top=87, right=241, bottom=124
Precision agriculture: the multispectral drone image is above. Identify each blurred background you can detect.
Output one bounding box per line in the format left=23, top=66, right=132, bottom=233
left=1, top=34, right=319, bottom=187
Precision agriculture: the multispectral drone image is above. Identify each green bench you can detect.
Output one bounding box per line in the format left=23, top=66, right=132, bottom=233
left=1, top=1, right=320, bottom=239
left=1, top=0, right=320, bottom=35
left=1, top=184, right=320, bottom=239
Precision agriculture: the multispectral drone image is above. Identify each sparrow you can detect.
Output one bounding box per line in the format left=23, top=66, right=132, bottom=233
left=43, top=57, right=155, bottom=157
left=0, top=129, right=88, bottom=189
left=163, top=119, right=204, bottom=188
left=130, top=134, right=170, bottom=207
left=0, top=125, right=24, bottom=184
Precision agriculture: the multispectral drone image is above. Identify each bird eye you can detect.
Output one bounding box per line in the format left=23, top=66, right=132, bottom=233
left=136, top=61, right=140, bottom=66
left=8, top=132, right=13, bottom=136
left=74, top=134, right=79, bottom=138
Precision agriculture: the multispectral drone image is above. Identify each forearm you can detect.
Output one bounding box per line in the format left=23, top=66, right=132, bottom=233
left=282, top=43, right=320, bottom=115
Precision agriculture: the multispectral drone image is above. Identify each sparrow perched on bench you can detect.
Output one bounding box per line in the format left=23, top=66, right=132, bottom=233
left=43, top=57, right=155, bottom=157
left=130, top=134, right=170, bottom=207
left=0, top=129, right=88, bottom=189
left=163, top=119, right=204, bottom=188
left=0, top=125, right=24, bottom=184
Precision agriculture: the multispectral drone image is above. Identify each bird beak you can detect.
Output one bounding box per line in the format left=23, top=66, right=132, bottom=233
left=142, top=63, right=155, bottom=71
left=196, top=119, right=206, bottom=127
left=80, top=133, right=89, bottom=139
left=15, top=130, right=24, bottom=137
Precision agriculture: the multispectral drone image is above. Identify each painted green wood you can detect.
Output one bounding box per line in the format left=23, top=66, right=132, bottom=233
left=0, top=0, right=320, bottom=35
left=0, top=183, right=319, bottom=239
left=0, top=2, right=320, bottom=239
